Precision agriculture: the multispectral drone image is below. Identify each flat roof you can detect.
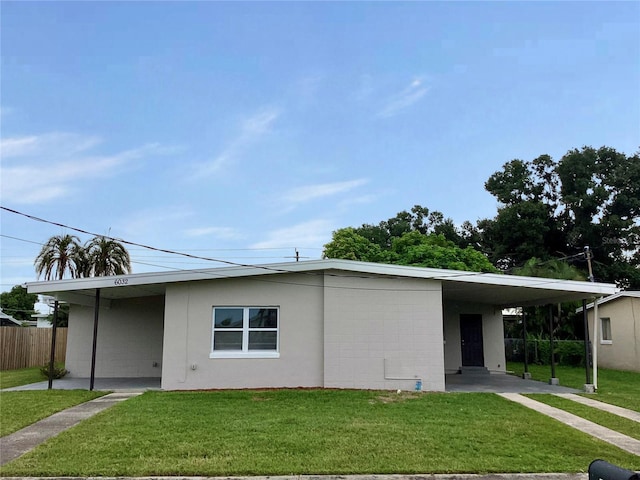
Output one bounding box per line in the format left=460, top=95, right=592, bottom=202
left=26, top=258, right=618, bottom=308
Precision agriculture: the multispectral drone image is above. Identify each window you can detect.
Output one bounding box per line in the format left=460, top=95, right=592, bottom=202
left=211, top=307, right=279, bottom=358
left=600, top=317, right=612, bottom=344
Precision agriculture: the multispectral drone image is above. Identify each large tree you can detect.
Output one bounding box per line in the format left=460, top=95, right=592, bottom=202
left=0, top=285, right=38, bottom=322
left=479, top=146, right=640, bottom=288
left=35, top=234, right=83, bottom=280
left=323, top=208, right=498, bottom=273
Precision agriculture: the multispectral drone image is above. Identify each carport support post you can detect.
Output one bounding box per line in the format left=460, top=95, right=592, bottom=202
left=89, top=289, right=100, bottom=391
left=548, top=304, right=558, bottom=385
left=582, top=299, right=594, bottom=393
left=522, top=309, right=531, bottom=379
left=47, top=300, right=59, bottom=390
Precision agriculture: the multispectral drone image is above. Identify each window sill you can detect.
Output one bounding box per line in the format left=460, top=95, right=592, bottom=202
left=600, top=340, right=613, bottom=345
left=210, top=351, right=280, bottom=359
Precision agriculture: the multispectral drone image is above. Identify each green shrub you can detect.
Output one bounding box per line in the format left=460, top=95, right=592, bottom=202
left=505, top=339, right=589, bottom=366
left=40, top=363, right=69, bottom=380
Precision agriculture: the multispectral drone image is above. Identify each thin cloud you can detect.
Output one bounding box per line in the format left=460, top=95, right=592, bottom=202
left=0, top=132, right=165, bottom=204
left=283, top=178, right=369, bottom=204
left=250, top=219, right=335, bottom=250
left=1, top=132, right=102, bottom=159
left=377, top=77, right=430, bottom=118
left=184, top=226, right=242, bottom=240
left=194, top=107, right=281, bottom=178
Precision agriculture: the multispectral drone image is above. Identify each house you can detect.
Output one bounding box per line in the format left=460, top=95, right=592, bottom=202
left=31, top=313, right=53, bottom=328
left=26, top=259, right=618, bottom=391
left=579, top=292, right=640, bottom=373
left=0, top=308, right=23, bottom=327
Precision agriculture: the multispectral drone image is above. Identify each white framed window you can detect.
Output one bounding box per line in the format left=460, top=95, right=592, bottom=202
left=600, top=317, right=612, bottom=344
left=211, top=307, right=279, bottom=358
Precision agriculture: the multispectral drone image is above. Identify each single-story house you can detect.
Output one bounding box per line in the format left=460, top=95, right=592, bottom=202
left=30, top=313, right=53, bottom=328
left=26, top=259, right=618, bottom=391
left=0, top=308, right=23, bottom=327
left=579, top=292, right=640, bottom=373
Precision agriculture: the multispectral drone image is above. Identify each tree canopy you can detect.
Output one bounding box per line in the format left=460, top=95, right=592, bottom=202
left=0, top=285, right=38, bottom=322
left=323, top=208, right=498, bottom=273
left=478, top=146, right=640, bottom=288
left=35, top=235, right=132, bottom=280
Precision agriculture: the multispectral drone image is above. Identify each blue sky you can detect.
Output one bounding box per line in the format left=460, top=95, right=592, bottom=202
left=1, top=1, right=639, bottom=299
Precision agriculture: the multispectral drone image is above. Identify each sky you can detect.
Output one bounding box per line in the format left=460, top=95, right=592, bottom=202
left=1, top=1, right=639, bottom=309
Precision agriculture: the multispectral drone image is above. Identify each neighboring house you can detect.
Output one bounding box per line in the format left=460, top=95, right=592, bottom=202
left=579, top=292, right=640, bottom=373
left=0, top=308, right=23, bottom=327
left=31, top=313, right=53, bottom=328
left=26, top=259, right=618, bottom=391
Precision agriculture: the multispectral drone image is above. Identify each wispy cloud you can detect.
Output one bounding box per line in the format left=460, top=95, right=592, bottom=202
left=250, top=219, right=335, bottom=250
left=194, top=107, right=281, bottom=178
left=1, top=132, right=102, bottom=159
left=117, top=207, right=194, bottom=241
left=0, top=132, right=165, bottom=204
left=184, top=226, right=242, bottom=240
left=377, top=77, right=430, bottom=118
left=283, top=178, right=369, bottom=204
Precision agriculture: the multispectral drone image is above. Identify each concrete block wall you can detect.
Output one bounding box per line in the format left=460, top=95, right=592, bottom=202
left=323, top=272, right=445, bottom=391
left=65, top=296, right=164, bottom=378
left=162, top=274, right=325, bottom=390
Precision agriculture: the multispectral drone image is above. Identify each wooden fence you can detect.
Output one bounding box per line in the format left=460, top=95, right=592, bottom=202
left=0, top=327, right=67, bottom=370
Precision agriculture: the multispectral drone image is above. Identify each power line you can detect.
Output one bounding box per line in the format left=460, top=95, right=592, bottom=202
left=0, top=206, right=309, bottom=275
left=1, top=206, right=611, bottom=294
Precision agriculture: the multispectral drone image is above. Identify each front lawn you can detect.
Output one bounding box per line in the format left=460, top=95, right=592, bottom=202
left=0, top=367, right=44, bottom=389
left=0, top=390, right=105, bottom=437
left=1, top=389, right=638, bottom=476
left=507, top=362, right=640, bottom=412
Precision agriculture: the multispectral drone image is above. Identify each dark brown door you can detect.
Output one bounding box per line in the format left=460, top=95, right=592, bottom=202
left=460, top=314, right=484, bottom=367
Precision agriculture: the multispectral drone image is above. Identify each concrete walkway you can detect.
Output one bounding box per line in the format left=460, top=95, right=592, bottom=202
left=0, top=392, right=141, bottom=466
left=554, top=393, right=640, bottom=423
left=499, top=393, right=640, bottom=456
left=2, top=376, right=161, bottom=392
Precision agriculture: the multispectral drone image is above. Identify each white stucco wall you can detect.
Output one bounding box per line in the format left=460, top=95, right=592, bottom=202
left=443, top=301, right=506, bottom=374
left=587, top=297, right=640, bottom=372
left=162, top=274, right=325, bottom=390
left=65, top=296, right=164, bottom=378
left=323, top=273, right=445, bottom=391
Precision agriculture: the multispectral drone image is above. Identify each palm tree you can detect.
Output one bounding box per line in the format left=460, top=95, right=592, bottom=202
left=84, top=236, right=132, bottom=276
left=35, top=234, right=84, bottom=280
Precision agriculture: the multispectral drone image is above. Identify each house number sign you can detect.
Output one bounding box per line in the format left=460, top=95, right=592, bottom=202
left=114, top=278, right=129, bottom=286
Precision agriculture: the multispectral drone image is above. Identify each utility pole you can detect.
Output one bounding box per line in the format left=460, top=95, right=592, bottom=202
left=584, top=246, right=594, bottom=282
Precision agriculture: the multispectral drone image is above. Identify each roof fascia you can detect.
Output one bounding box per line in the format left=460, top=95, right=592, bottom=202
left=26, top=258, right=618, bottom=298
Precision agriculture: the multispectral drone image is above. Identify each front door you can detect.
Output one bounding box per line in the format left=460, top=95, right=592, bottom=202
left=460, top=314, right=484, bottom=367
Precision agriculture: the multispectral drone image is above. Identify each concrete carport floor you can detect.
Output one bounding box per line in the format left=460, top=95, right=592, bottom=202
left=445, top=372, right=580, bottom=393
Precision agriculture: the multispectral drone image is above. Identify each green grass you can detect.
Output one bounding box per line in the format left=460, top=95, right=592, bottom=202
left=528, top=394, right=640, bottom=441
left=1, top=389, right=638, bottom=476
left=0, top=390, right=105, bottom=437
left=0, top=367, right=45, bottom=389
left=507, top=362, right=640, bottom=412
